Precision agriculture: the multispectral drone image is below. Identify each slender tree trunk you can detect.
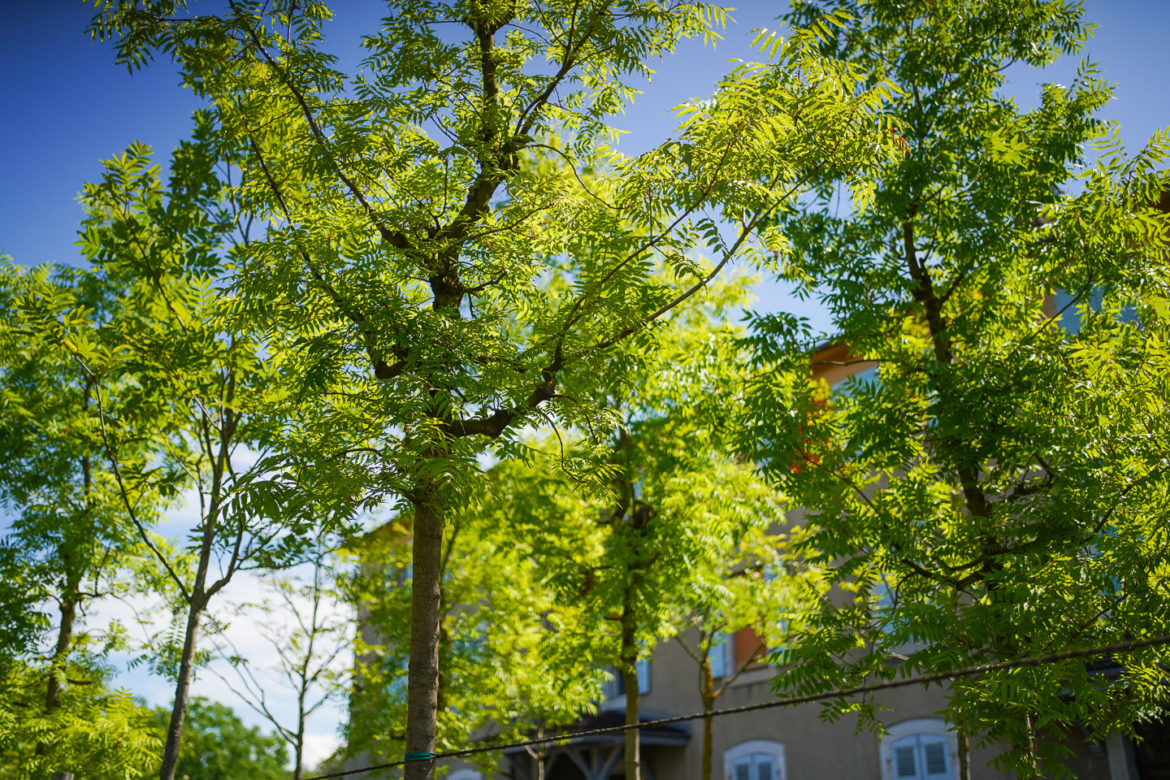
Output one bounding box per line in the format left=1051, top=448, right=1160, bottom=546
left=45, top=588, right=78, bottom=712
left=1019, top=712, right=1041, bottom=780
left=404, top=482, right=445, bottom=780
left=291, top=669, right=307, bottom=780
left=700, top=656, right=715, bottom=780
left=39, top=447, right=93, bottom=759
left=293, top=719, right=305, bottom=780
left=958, top=728, right=971, bottom=780
left=159, top=592, right=208, bottom=780
left=622, top=664, right=641, bottom=780
left=524, top=736, right=547, bottom=780
left=36, top=579, right=80, bottom=759
left=620, top=590, right=640, bottom=780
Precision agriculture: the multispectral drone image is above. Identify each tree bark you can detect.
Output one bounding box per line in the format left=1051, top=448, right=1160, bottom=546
left=524, top=737, right=547, bottom=780
left=159, top=593, right=207, bottom=780
left=958, top=728, right=971, bottom=780
left=38, top=447, right=93, bottom=759
left=293, top=716, right=305, bottom=780
left=45, top=583, right=78, bottom=712
left=1019, top=711, right=1041, bottom=780
left=621, top=588, right=641, bottom=780
left=404, top=482, right=446, bottom=780
left=622, top=664, right=641, bottom=780
left=700, top=655, right=715, bottom=780
left=36, top=576, right=81, bottom=760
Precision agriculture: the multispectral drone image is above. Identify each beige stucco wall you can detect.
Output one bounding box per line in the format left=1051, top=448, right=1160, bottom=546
left=634, top=630, right=1111, bottom=780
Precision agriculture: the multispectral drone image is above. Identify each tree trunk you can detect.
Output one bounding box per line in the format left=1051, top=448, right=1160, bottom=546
left=37, top=579, right=80, bottom=759
left=958, top=728, right=971, bottom=780
left=620, top=596, right=641, bottom=780
left=293, top=722, right=305, bottom=780
left=39, top=448, right=91, bottom=760
left=524, top=741, right=547, bottom=780
left=623, top=665, right=641, bottom=780
left=158, top=594, right=207, bottom=780
left=45, top=591, right=77, bottom=712
left=700, top=655, right=715, bottom=780
left=404, top=483, right=446, bottom=780
left=1019, top=712, right=1041, bottom=779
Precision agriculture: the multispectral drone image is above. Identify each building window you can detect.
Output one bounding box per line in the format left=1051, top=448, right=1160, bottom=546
left=603, top=658, right=651, bottom=700
left=724, top=740, right=786, bottom=780
left=890, top=735, right=950, bottom=780
left=873, top=578, right=896, bottom=634
left=880, top=719, right=958, bottom=780
left=709, top=632, right=733, bottom=679
left=447, top=770, right=482, bottom=780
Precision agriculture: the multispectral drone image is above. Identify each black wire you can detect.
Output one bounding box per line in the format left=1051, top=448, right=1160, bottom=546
left=305, top=632, right=1170, bottom=779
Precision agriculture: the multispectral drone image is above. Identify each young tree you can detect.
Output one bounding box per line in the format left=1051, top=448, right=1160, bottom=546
left=0, top=259, right=183, bottom=778
left=215, top=539, right=352, bottom=780
left=492, top=281, right=785, bottom=780
left=672, top=522, right=815, bottom=780
left=9, top=134, right=344, bottom=780
left=346, top=493, right=604, bottom=775
left=742, top=0, right=1170, bottom=776
left=0, top=662, right=161, bottom=780
left=88, top=3, right=899, bottom=776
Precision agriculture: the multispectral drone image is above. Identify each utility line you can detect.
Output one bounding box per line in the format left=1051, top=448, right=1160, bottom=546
left=306, top=632, right=1170, bottom=779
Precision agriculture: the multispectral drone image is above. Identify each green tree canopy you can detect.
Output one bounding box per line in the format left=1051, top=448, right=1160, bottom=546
left=741, top=0, right=1170, bottom=777
left=86, top=4, right=901, bottom=776
left=0, top=256, right=173, bottom=777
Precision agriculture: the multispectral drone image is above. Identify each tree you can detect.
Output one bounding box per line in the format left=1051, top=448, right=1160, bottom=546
left=0, top=660, right=160, bottom=780
left=215, top=537, right=352, bottom=780
left=672, top=522, right=813, bottom=780
left=496, top=280, right=785, bottom=780
left=741, top=0, right=1170, bottom=776
left=346, top=488, right=604, bottom=775
left=0, top=260, right=170, bottom=777
left=88, top=2, right=900, bottom=777
left=151, top=697, right=287, bottom=780
left=8, top=133, right=344, bottom=780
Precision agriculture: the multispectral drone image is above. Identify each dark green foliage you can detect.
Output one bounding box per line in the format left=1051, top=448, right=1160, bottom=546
left=153, top=698, right=287, bottom=780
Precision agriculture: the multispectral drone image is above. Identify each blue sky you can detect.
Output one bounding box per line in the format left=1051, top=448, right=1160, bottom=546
left=1, top=0, right=1167, bottom=767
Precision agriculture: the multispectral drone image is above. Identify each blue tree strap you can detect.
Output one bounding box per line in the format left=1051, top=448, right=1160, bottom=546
left=404, top=752, right=439, bottom=762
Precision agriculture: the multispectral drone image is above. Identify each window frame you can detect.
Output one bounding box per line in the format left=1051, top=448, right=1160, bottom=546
left=724, top=739, right=786, bottom=780
left=879, top=718, right=958, bottom=780
left=601, top=657, right=651, bottom=701
left=709, top=631, right=734, bottom=679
